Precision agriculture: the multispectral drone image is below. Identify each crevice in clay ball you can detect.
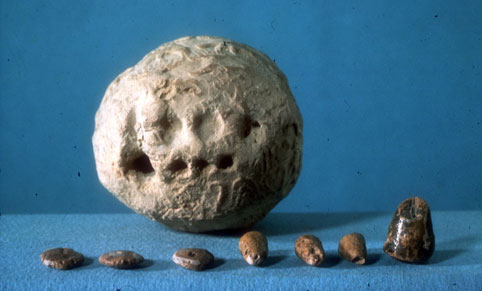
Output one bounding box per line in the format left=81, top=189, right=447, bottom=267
left=125, top=153, right=155, bottom=174
left=216, top=154, right=234, bottom=169
left=166, top=159, right=188, bottom=174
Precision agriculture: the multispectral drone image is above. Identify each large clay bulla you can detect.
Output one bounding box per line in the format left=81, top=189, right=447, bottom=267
left=92, top=36, right=303, bottom=232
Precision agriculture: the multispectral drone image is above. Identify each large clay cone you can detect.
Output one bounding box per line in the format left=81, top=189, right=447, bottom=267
left=383, top=197, right=435, bottom=263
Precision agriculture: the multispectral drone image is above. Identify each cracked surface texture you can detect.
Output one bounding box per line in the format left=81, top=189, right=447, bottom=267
left=93, top=36, right=303, bottom=232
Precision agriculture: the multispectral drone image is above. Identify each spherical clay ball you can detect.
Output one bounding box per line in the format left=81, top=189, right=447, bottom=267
left=92, top=36, right=302, bottom=232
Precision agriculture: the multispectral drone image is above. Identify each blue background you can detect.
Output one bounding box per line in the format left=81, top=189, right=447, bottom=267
left=1, top=0, right=481, bottom=214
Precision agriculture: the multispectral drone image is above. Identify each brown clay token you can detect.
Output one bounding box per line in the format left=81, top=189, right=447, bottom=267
left=295, top=234, right=325, bottom=266
left=40, top=248, right=84, bottom=270
left=338, top=233, right=367, bottom=264
left=99, top=250, right=144, bottom=269
left=383, top=197, right=435, bottom=263
left=172, top=248, right=214, bottom=271
left=239, top=231, right=268, bottom=266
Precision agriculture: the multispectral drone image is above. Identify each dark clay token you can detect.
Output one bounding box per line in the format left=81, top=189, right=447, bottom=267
left=172, top=248, right=214, bottom=271
left=338, top=233, right=367, bottom=265
left=40, top=248, right=84, bottom=270
left=383, top=197, right=435, bottom=263
left=239, top=231, right=268, bottom=266
left=99, top=250, right=144, bottom=269
left=295, top=234, right=325, bottom=266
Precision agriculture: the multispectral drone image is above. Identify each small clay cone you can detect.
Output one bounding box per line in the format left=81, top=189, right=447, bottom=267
left=295, top=234, right=325, bottom=266
left=338, top=233, right=367, bottom=264
left=239, top=231, right=268, bottom=266
left=383, top=197, right=435, bottom=263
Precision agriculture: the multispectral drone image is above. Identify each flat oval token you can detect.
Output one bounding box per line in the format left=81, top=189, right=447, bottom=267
left=99, top=250, right=144, bottom=269
left=172, top=248, right=214, bottom=271
left=40, top=248, right=84, bottom=270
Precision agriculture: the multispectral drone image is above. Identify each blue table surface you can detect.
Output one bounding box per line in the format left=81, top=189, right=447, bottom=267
left=1, top=211, right=481, bottom=290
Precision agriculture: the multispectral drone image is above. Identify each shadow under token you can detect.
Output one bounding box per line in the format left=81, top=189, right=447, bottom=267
left=136, top=259, right=171, bottom=272
left=204, top=258, right=226, bottom=271
left=321, top=253, right=341, bottom=268
left=428, top=249, right=467, bottom=265
left=78, top=257, right=95, bottom=269
left=262, top=255, right=287, bottom=267
left=374, top=249, right=468, bottom=266
left=136, top=259, right=155, bottom=269
left=369, top=253, right=400, bottom=267
left=205, top=258, right=247, bottom=272
left=364, top=253, right=382, bottom=265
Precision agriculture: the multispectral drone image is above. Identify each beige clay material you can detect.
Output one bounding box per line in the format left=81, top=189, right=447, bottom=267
left=93, top=36, right=303, bottom=232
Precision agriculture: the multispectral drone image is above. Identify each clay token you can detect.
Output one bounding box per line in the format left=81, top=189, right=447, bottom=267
left=99, top=250, right=144, bottom=269
left=172, top=248, right=214, bottom=271
left=40, top=248, right=84, bottom=270
left=239, top=231, right=268, bottom=266
left=383, top=197, right=435, bottom=263
left=338, top=233, right=367, bottom=264
left=295, top=234, right=325, bottom=266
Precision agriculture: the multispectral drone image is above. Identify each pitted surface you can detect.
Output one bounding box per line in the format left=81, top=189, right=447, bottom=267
left=93, top=36, right=303, bottom=232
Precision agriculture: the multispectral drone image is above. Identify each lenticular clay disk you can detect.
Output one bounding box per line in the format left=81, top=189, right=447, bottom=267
left=92, top=36, right=303, bottom=232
